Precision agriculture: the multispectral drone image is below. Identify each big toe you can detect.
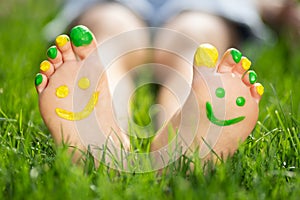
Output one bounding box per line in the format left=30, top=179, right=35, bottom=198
left=69, top=25, right=97, bottom=59
left=193, top=43, right=219, bottom=68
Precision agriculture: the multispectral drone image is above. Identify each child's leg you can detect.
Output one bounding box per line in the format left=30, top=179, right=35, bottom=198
left=255, top=0, right=300, bottom=34
left=160, top=12, right=240, bottom=55
left=76, top=3, right=147, bottom=45
left=74, top=3, right=150, bottom=91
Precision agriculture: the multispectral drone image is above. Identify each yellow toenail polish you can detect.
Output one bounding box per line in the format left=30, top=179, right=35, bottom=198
left=256, top=84, right=264, bottom=96
left=56, top=85, right=69, bottom=98
left=194, top=43, right=218, bottom=68
left=78, top=77, right=90, bottom=90
left=241, top=57, right=251, bottom=70
left=40, top=60, right=51, bottom=72
left=55, top=35, right=70, bottom=47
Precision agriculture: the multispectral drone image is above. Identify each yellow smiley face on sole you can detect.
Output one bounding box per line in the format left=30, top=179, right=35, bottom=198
left=55, top=77, right=100, bottom=121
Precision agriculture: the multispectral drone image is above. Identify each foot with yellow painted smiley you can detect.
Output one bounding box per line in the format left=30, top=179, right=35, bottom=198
left=151, top=44, right=264, bottom=162
left=35, top=25, right=130, bottom=162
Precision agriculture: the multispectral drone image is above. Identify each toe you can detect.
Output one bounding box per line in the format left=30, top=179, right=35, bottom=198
left=217, top=48, right=242, bottom=73
left=193, top=43, right=219, bottom=68
left=250, top=83, right=264, bottom=102
left=69, top=25, right=97, bottom=59
left=242, top=70, right=257, bottom=86
left=35, top=73, right=48, bottom=94
left=55, top=34, right=76, bottom=61
left=233, top=56, right=252, bottom=76
left=47, top=45, right=63, bottom=69
left=39, top=60, right=55, bottom=77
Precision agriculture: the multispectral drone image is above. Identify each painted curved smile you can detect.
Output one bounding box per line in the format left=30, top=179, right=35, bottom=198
left=206, top=102, right=245, bottom=126
left=56, top=91, right=99, bottom=121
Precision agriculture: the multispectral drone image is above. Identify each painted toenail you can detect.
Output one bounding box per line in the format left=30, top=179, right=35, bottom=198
left=70, top=25, right=93, bottom=47
left=56, top=35, right=70, bottom=47
left=256, top=84, right=264, bottom=96
left=241, top=57, right=251, bottom=70
left=56, top=85, right=69, bottom=98
left=40, top=60, right=51, bottom=72
left=230, top=49, right=242, bottom=63
left=78, top=77, right=90, bottom=90
left=248, top=70, right=257, bottom=84
left=236, top=97, right=246, bottom=107
left=35, top=73, right=43, bottom=86
left=194, top=43, right=218, bottom=68
left=47, top=46, right=58, bottom=59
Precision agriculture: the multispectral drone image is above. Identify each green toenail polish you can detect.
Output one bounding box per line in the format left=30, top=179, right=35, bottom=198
left=248, top=70, right=257, bottom=84
left=70, top=25, right=93, bottom=47
left=35, top=73, right=43, bottom=86
left=230, top=49, right=242, bottom=63
left=47, top=46, right=57, bottom=59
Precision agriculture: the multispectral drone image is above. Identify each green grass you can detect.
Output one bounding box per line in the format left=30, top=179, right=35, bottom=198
left=0, top=1, right=300, bottom=199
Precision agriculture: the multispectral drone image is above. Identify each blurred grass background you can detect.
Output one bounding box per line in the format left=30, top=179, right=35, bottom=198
left=0, top=0, right=299, bottom=199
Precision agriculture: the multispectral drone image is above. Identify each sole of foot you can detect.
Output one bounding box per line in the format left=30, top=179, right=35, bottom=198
left=151, top=43, right=264, bottom=163
left=35, top=25, right=130, bottom=163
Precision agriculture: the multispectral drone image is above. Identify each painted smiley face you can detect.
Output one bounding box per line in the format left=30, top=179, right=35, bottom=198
left=55, top=77, right=99, bottom=121
left=206, top=87, right=246, bottom=126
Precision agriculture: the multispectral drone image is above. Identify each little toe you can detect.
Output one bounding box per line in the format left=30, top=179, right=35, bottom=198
left=39, top=60, right=55, bottom=77
left=250, top=83, right=264, bottom=102
left=242, top=70, right=257, bottom=86
left=69, top=25, right=97, bottom=59
left=217, top=48, right=242, bottom=73
left=47, top=45, right=63, bottom=69
left=35, top=73, right=48, bottom=94
left=55, top=34, right=76, bottom=61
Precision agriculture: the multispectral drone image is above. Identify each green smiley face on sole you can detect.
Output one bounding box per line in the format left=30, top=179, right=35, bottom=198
left=206, top=87, right=246, bottom=126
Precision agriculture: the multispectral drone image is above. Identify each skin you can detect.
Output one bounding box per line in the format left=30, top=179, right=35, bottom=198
left=36, top=26, right=263, bottom=165
left=55, top=91, right=99, bottom=121
left=205, top=101, right=246, bottom=127
left=36, top=26, right=131, bottom=163
left=151, top=44, right=263, bottom=162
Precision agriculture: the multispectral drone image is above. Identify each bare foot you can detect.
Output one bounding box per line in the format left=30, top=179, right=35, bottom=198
left=151, top=44, right=264, bottom=162
left=35, top=25, right=130, bottom=162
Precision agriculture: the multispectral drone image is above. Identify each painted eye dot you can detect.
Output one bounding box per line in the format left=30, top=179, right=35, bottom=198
left=215, top=87, right=225, bottom=98
left=236, top=97, right=246, bottom=107
left=78, top=77, right=90, bottom=90
left=56, top=85, right=69, bottom=98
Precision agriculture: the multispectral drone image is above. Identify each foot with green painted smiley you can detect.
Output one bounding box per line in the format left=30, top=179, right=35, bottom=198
left=151, top=44, right=264, bottom=162
left=35, top=25, right=130, bottom=162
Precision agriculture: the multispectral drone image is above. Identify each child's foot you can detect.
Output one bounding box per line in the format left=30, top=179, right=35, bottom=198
left=35, top=25, right=130, bottom=162
left=151, top=44, right=264, bottom=162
